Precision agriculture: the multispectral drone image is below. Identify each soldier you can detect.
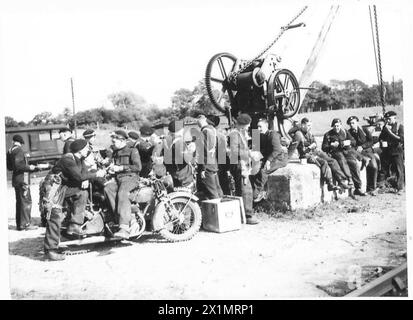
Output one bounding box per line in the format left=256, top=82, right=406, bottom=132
left=347, top=116, right=380, bottom=195
left=208, top=115, right=232, bottom=196
left=44, top=139, right=106, bottom=261
left=322, top=118, right=366, bottom=196
left=228, top=114, right=259, bottom=225
left=135, top=125, right=159, bottom=178
left=127, top=131, right=140, bottom=148
left=378, top=111, right=404, bottom=193
left=294, top=118, right=349, bottom=191
left=196, top=114, right=223, bottom=200
left=59, top=127, right=75, bottom=154
left=250, top=118, right=288, bottom=203
left=162, top=120, right=195, bottom=189
left=7, top=135, right=38, bottom=231
left=104, top=130, right=142, bottom=239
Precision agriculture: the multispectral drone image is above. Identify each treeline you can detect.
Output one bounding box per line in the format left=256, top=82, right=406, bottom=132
left=5, top=80, right=220, bottom=129
left=300, top=79, right=403, bottom=113
left=5, top=78, right=403, bottom=128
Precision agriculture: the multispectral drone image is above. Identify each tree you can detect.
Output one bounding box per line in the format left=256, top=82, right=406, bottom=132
left=5, top=116, right=19, bottom=127
left=108, top=91, right=147, bottom=109
left=29, top=111, right=55, bottom=126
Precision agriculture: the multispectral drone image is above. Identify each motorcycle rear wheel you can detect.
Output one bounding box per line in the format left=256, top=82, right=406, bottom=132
left=152, top=197, right=202, bottom=242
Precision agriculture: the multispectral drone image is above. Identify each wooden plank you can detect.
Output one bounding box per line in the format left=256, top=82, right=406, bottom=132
left=345, top=263, right=407, bottom=297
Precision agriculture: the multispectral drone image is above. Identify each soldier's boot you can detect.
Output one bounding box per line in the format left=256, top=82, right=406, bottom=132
left=45, top=249, right=66, bottom=261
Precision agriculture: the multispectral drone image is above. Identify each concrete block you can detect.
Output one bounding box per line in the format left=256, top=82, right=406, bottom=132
left=267, top=163, right=322, bottom=211
left=267, top=161, right=368, bottom=211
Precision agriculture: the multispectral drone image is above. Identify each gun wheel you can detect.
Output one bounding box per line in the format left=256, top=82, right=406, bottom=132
left=205, top=52, right=238, bottom=113
left=267, top=69, right=300, bottom=119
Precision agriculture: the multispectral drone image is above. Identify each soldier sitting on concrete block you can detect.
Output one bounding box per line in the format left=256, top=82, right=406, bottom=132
left=322, top=118, right=367, bottom=197
left=293, top=118, right=349, bottom=192
left=250, top=118, right=288, bottom=203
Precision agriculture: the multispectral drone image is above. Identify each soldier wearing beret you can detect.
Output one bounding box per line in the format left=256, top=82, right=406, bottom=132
left=104, top=130, right=142, bottom=239
left=59, top=127, right=75, bottom=154
left=161, top=120, right=195, bottom=189
left=378, top=111, right=404, bottom=192
left=347, top=116, right=380, bottom=194
left=293, top=118, right=349, bottom=191
left=228, top=114, right=259, bottom=224
left=250, top=118, right=289, bottom=203
left=135, top=125, right=160, bottom=178
left=44, top=139, right=106, bottom=260
left=322, top=118, right=366, bottom=196
left=6, top=135, right=38, bottom=231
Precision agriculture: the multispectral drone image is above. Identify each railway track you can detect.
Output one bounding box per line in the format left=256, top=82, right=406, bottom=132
left=345, top=262, right=407, bottom=297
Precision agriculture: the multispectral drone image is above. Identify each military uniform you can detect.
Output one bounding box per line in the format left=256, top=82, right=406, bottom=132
left=295, top=129, right=348, bottom=187
left=162, top=136, right=195, bottom=189
left=44, top=152, right=97, bottom=252
left=379, top=121, right=404, bottom=191
left=348, top=125, right=379, bottom=191
left=250, top=129, right=288, bottom=199
left=7, top=144, right=34, bottom=230
left=322, top=127, right=362, bottom=190
left=228, top=128, right=255, bottom=220
left=197, top=124, right=223, bottom=200
left=104, top=144, right=142, bottom=226
left=136, top=138, right=155, bottom=178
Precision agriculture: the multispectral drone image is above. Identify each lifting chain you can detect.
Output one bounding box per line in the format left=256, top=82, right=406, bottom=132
left=228, top=6, right=308, bottom=83
left=369, top=5, right=386, bottom=114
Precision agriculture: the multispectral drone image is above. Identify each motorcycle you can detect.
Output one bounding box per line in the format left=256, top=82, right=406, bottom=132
left=39, top=173, right=202, bottom=244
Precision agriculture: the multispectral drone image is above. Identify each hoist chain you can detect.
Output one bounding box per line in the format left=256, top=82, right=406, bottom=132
left=373, top=6, right=386, bottom=113
left=228, top=6, right=308, bottom=83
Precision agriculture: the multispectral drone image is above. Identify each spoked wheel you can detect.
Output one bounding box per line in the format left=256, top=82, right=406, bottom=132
left=152, top=197, right=202, bottom=242
left=129, top=212, right=146, bottom=239
left=267, top=69, right=300, bottom=119
left=277, top=117, right=296, bottom=141
left=205, top=52, right=238, bottom=113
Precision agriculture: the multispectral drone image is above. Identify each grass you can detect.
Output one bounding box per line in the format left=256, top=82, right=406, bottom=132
left=74, top=104, right=404, bottom=149
left=296, top=105, right=404, bottom=136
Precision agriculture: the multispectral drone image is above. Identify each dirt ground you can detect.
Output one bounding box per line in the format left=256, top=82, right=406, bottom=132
left=7, top=180, right=407, bottom=299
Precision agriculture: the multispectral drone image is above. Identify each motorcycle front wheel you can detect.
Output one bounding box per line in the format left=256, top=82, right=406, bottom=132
left=152, top=197, right=202, bottom=242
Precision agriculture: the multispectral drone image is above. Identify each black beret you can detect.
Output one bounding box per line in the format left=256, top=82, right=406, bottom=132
left=70, top=139, right=88, bottom=153
left=331, top=118, right=342, bottom=127
left=384, top=111, right=397, bottom=118
left=140, top=125, right=155, bottom=136
left=12, top=134, right=24, bottom=144
left=59, top=127, right=72, bottom=134
left=110, top=130, right=128, bottom=140
left=346, top=116, right=359, bottom=125
left=82, top=129, right=95, bottom=138
left=236, top=113, right=252, bottom=125
left=207, top=115, right=221, bottom=127
left=128, top=131, right=140, bottom=140
left=168, top=120, right=184, bottom=133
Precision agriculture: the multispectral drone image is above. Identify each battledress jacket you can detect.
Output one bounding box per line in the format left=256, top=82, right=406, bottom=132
left=52, top=153, right=97, bottom=189
left=8, top=145, right=31, bottom=187
left=322, top=128, right=356, bottom=155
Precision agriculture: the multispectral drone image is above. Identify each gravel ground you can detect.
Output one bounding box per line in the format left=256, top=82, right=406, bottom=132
left=7, top=181, right=407, bottom=299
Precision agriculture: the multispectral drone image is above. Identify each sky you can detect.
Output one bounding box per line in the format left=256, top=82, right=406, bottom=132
left=0, top=0, right=411, bottom=122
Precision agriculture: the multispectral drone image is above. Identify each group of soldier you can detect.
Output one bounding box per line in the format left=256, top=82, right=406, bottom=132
left=7, top=109, right=404, bottom=261
left=291, top=110, right=404, bottom=197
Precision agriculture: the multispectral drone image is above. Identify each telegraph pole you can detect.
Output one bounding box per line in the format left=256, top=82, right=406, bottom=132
left=70, top=77, right=77, bottom=138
